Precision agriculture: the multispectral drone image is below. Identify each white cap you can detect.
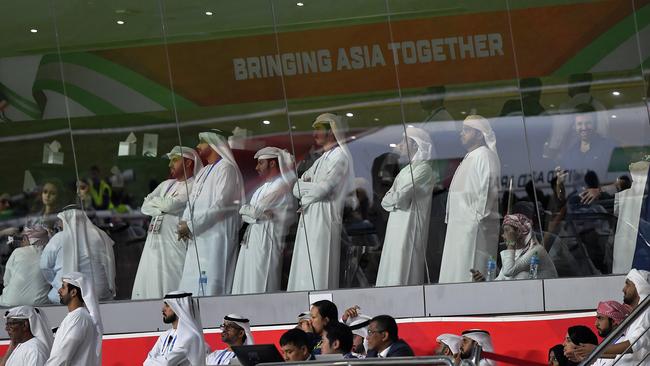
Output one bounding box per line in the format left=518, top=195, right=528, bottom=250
left=463, top=115, right=498, bottom=155
left=436, top=333, right=462, bottom=355
left=627, top=269, right=650, bottom=300
left=165, top=145, right=204, bottom=177
left=254, top=147, right=297, bottom=187
left=462, top=329, right=494, bottom=352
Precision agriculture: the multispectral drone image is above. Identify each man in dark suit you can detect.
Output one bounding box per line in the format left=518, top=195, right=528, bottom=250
left=365, top=315, right=414, bottom=358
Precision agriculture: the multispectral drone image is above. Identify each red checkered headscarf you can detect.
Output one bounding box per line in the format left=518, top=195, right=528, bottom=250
left=502, top=214, right=532, bottom=239
left=596, top=301, right=632, bottom=325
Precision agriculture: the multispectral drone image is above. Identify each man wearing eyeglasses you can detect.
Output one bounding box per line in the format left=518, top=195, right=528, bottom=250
left=365, top=315, right=414, bottom=358
left=206, top=314, right=254, bottom=365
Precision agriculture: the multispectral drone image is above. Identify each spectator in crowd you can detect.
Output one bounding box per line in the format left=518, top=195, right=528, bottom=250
left=29, top=180, right=67, bottom=231
left=460, top=329, right=496, bottom=366
left=435, top=333, right=462, bottom=358
left=178, top=131, right=245, bottom=296
left=376, top=126, right=435, bottom=287
left=321, top=322, right=355, bottom=358
left=562, top=325, right=598, bottom=363
left=548, top=344, right=570, bottom=366
left=297, top=312, right=312, bottom=333
left=232, top=147, right=296, bottom=294
left=144, top=291, right=207, bottom=366
left=0, top=193, right=14, bottom=220
left=1, top=306, right=53, bottom=366
left=471, top=213, right=557, bottom=281
left=309, top=300, right=339, bottom=354
left=589, top=301, right=631, bottom=366
left=574, top=269, right=650, bottom=364
left=131, top=146, right=202, bottom=300
left=366, top=315, right=414, bottom=358
left=421, top=85, right=453, bottom=122
left=86, top=166, right=112, bottom=210
left=500, top=77, right=546, bottom=117
left=279, top=329, right=314, bottom=362
left=0, top=225, right=50, bottom=306
left=206, top=314, right=254, bottom=365
left=340, top=305, right=371, bottom=358
left=288, top=113, right=354, bottom=291
left=40, top=206, right=115, bottom=303
left=46, top=272, right=102, bottom=366
left=440, top=115, right=501, bottom=283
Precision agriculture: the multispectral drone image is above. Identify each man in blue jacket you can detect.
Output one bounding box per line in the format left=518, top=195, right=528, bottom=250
left=365, top=315, right=414, bottom=358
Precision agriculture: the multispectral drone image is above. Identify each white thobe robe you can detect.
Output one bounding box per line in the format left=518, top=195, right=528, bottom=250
left=613, top=163, right=649, bottom=274
left=376, top=161, right=435, bottom=286
left=232, top=176, right=294, bottom=294
left=132, top=178, right=194, bottom=299
left=495, top=245, right=557, bottom=280
left=287, top=146, right=351, bottom=291
left=179, top=160, right=243, bottom=296
left=439, top=146, right=501, bottom=283
left=0, top=246, right=50, bottom=306
left=616, top=307, right=650, bottom=366
left=6, top=337, right=49, bottom=366
left=144, top=329, right=191, bottom=366
left=40, top=232, right=113, bottom=303
left=205, top=349, right=235, bottom=365
left=46, top=307, right=99, bottom=366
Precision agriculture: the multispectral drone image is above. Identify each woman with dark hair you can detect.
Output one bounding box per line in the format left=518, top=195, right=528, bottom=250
left=29, top=179, right=68, bottom=231
left=549, top=344, right=571, bottom=366
left=309, top=300, right=339, bottom=354
left=563, top=325, right=598, bottom=363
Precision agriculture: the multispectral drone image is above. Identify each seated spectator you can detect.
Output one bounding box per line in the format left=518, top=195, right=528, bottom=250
left=548, top=344, right=570, bottom=366
left=366, top=315, right=414, bottom=358
left=592, top=301, right=631, bottom=366
left=309, top=300, right=338, bottom=354
left=472, top=214, right=557, bottom=281
left=279, top=328, right=314, bottom=362
left=435, top=333, right=462, bottom=358
left=349, top=316, right=371, bottom=358
left=206, top=314, right=254, bottom=365
left=321, top=322, right=355, bottom=358
left=460, top=329, right=496, bottom=366
left=574, top=269, right=650, bottom=364
left=0, top=226, right=51, bottom=306
left=296, top=311, right=320, bottom=352
left=562, top=325, right=598, bottom=363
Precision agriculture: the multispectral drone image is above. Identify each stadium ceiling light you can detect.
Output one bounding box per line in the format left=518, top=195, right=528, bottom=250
left=460, top=111, right=467, bottom=115
left=205, top=11, right=213, bottom=16
left=611, top=115, right=617, bottom=119
left=373, top=117, right=379, bottom=122
left=262, top=120, right=271, bottom=125
left=30, top=28, right=38, bottom=33
left=346, top=112, right=354, bottom=117
left=296, top=2, right=304, bottom=6
left=389, top=143, right=397, bottom=148
left=116, top=20, right=125, bottom=25
left=612, top=91, right=621, bottom=96
left=351, top=136, right=357, bottom=140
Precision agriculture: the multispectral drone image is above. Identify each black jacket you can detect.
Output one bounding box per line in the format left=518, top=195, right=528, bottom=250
left=366, top=339, right=415, bottom=358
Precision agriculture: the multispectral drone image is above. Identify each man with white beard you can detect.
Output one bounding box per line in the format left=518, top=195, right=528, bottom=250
left=439, top=115, right=501, bottom=283
left=231, top=147, right=296, bottom=294
left=376, top=126, right=435, bottom=286
left=177, top=131, right=245, bottom=296
left=132, top=146, right=203, bottom=300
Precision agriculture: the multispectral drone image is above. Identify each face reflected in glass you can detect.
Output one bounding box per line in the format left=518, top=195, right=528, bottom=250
left=313, top=123, right=330, bottom=146
left=255, top=159, right=272, bottom=178
left=168, top=156, right=186, bottom=179
left=460, top=126, right=481, bottom=149
left=41, top=183, right=58, bottom=207
left=574, top=114, right=595, bottom=141
left=501, top=224, right=518, bottom=243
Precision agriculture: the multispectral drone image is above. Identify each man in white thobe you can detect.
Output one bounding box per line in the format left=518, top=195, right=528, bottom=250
left=46, top=272, right=103, bottom=366
left=206, top=314, right=254, bottom=365
left=575, top=269, right=650, bottom=365
left=0, top=225, right=51, bottom=306
left=1, top=306, right=53, bottom=366
left=144, top=291, right=207, bottom=366
left=439, top=115, right=501, bottom=283
left=376, top=127, right=435, bottom=286
left=132, top=146, right=203, bottom=300
left=232, top=147, right=296, bottom=294
left=435, top=333, right=462, bottom=358
left=177, top=131, right=245, bottom=296
left=287, top=113, right=355, bottom=291
left=40, top=206, right=116, bottom=302
left=460, top=329, right=496, bottom=366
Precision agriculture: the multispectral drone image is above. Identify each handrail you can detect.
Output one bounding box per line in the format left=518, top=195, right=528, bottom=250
left=579, top=294, right=650, bottom=366
left=259, top=356, right=475, bottom=366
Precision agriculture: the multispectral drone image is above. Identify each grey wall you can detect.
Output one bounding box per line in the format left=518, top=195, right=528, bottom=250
left=0, top=275, right=626, bottom=339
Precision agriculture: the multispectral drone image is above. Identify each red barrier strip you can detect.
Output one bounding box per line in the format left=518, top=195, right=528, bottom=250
left=482, top=351, right=548, bottom=366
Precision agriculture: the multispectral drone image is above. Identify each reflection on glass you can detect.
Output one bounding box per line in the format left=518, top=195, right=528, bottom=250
left=440, top=116, right=501, bottom=284
left=132, top=146, right=202, bottom=300
left=232, top=147, right=297, bottom=294
left=376, top=126, right=435, bottom=287
left=178, top=132, right=245, bottom=296
left=288, top=113, right=354, bottom=291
